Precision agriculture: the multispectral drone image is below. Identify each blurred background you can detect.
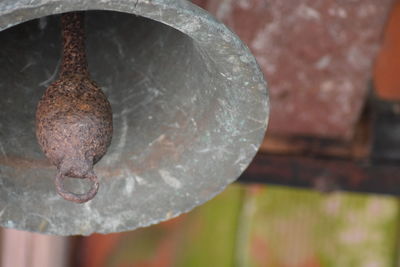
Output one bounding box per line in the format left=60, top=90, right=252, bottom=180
left=3, top=0, right=400, bottom=266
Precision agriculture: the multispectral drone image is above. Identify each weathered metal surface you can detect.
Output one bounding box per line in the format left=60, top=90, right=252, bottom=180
left=36, top=12, right=113, bottom=203
left=197, top=0, right=393, bottom=139
left=0, top=1, right=269, bottom=235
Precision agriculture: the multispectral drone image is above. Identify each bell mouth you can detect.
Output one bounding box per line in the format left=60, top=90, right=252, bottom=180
left=0, top=2, right=268, bottom=235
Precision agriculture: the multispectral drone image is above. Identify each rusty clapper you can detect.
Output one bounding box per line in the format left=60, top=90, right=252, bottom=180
left=36, top=12, right=113, bottom=203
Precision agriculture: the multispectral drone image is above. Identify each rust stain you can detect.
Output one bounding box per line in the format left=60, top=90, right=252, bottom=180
left=35, top=12, right=113, bottom=203
left=0, top=155, right=51, bottom=169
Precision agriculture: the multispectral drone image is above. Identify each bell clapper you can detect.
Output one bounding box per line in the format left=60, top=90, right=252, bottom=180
left=35, top=12, right=113, bottom=203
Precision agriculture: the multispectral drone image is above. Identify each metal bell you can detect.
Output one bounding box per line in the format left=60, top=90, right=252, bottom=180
left=0, top=0, right=269, bottom=235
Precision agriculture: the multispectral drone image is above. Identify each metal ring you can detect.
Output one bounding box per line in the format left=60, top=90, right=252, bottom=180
left=55, top=170, right=99, bottom=203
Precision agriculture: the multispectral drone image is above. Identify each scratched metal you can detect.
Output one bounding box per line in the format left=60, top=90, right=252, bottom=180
left=0, top=2, right=268, bottom=235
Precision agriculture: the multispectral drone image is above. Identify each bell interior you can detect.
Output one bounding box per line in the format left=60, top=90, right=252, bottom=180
left=0, top=10, right=267, bottom=235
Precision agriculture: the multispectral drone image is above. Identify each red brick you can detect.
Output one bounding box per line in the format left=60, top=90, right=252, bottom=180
left=198, top=0, right=393, bottom=139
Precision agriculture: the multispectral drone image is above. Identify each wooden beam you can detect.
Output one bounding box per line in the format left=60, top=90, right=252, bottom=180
left=239, top=152, right=400, bottom=196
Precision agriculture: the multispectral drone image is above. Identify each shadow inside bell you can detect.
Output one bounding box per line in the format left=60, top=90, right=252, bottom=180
left=0, top=11, right=217, bottom=199
left=61, top=177, right=93, bottom=196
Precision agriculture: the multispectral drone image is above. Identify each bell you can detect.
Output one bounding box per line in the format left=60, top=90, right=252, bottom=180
left=0, top=0, right=269, bottom=235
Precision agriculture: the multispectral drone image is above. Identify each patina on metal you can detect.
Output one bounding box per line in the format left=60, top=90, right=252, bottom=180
left=0, top=0, right=268, bottom=236
left=36, top=12, right=113, bottom=203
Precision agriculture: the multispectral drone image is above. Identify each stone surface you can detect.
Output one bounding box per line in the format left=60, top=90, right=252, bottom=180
left=197, top=0, right=393, bottom=139
left=0, top=0, right=268, bottom=235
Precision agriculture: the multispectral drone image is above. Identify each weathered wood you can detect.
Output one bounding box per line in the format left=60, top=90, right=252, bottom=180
left=239, top=152, right=400, bottom=195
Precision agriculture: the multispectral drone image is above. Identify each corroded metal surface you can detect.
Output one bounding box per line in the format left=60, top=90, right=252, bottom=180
left=36, top=12, right=113, bottom=203
left=0, top=1, right=268, bottom=235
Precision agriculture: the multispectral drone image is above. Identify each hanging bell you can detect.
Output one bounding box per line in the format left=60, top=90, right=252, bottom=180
left=0, top=0, right=269, bottom=235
